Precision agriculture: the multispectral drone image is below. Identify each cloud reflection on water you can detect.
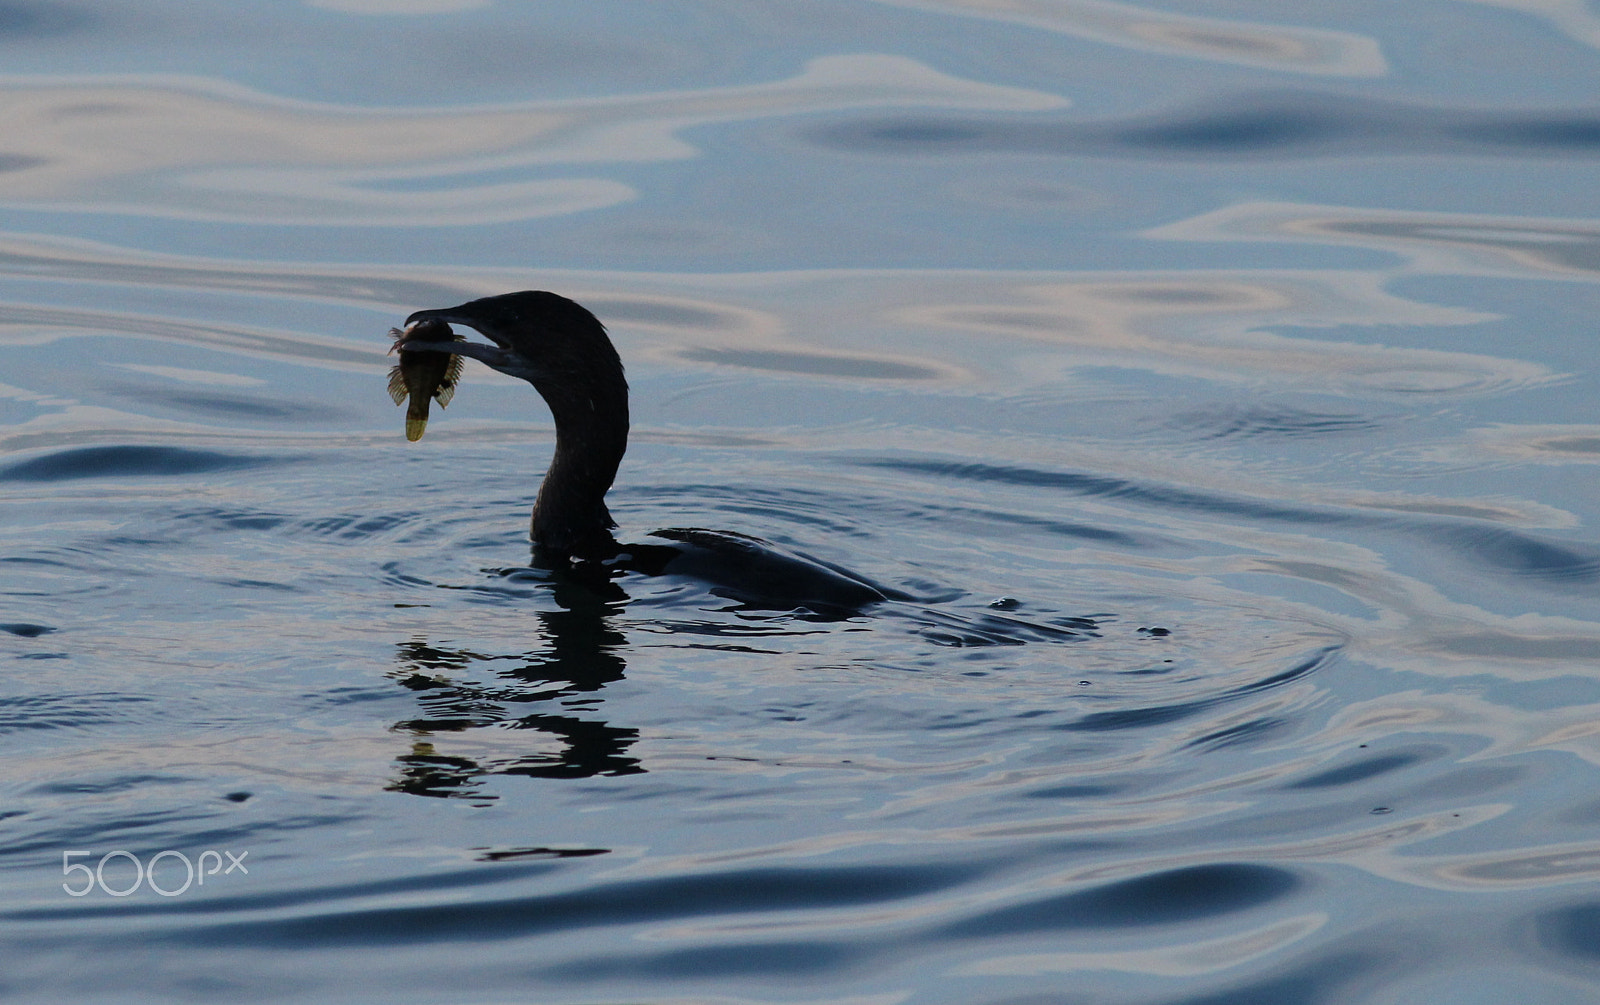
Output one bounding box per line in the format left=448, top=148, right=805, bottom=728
left=865, top=0, right=1387, bottom=76
left=0, top=227, right=1547, bottom=397
left=1460, top=0, right=1600, bottom=52
left=0, top=55, right=1064, bottom=225
left=894, top=275, right=1537, bottom=396
left=1149, top=201, right=1600, bottom=282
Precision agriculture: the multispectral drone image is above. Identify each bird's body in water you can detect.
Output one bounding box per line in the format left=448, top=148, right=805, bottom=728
left=394, top=290, right=901, bottom=615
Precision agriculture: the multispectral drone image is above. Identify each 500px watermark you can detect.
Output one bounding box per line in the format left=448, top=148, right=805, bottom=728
left=61, top=849, right=248, bottom=897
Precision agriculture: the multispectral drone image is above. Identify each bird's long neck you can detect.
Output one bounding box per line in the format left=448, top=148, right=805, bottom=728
left=530, top=370, right=629, bottom=562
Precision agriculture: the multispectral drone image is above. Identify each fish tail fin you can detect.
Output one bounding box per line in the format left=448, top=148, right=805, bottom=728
left=405, top=398, right=431, bottom=442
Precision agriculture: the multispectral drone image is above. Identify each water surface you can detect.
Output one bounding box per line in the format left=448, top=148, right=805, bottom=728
left=3, top=2, right=1600, bottom=1002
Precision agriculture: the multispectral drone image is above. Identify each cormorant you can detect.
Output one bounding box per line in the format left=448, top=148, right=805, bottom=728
left=397, top=290, right=900, bottom=615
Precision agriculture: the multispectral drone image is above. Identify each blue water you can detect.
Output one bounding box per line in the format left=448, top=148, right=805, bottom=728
left=3, top=1, right=1600, bottom=1001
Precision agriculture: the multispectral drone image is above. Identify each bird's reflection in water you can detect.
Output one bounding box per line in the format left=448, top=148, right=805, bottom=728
left=387, top=579, right=643, bottom=800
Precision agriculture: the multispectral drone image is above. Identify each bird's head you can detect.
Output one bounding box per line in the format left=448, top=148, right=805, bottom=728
left=404, top=290, right=619, bottom=390
left=401, top=288, right=628, bottom=439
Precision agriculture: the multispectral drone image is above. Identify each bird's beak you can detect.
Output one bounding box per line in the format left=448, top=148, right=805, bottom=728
left=405, top=305, right=513, bottom=350
left=404, top=307, right=470, bottom=328
left=398, top=306, right=516, bottom=372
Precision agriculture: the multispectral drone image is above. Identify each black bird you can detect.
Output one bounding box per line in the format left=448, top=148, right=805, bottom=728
left=398, top=291, right=901, bottom=615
